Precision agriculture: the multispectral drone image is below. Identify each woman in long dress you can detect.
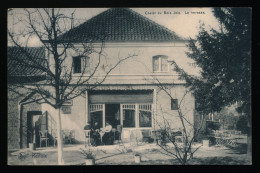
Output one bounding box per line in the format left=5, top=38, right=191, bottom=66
left=101, top=122, right=113, bottom=145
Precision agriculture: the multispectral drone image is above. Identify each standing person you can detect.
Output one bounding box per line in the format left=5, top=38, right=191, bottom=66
left=101, top=121, right=113, bottom=145
left=90, top=122, right=101, bottom=146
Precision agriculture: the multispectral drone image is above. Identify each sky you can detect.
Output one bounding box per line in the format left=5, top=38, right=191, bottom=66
left=65, top=8, right=219, bottom=38
left=8, top=8, right=220, bottom=47
left=8, top=8, right=220, bottom=76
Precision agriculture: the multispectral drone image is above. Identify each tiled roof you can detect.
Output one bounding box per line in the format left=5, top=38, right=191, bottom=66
left=58, top=8, right=183, bottom=42
left=8, top=47, right=47, bottom=76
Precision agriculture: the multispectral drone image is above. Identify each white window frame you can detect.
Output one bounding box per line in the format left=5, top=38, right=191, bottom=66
left=153, top=55, right=169, bottom=72
left=89, top=103, right=153, bottom=129
left=121, top=104, right=136, bottom=128
left=89, top=104, right=105, bottom=128
left=121, top=103, right=153, bottom=129
left=139, top=104, right=153, bottom=128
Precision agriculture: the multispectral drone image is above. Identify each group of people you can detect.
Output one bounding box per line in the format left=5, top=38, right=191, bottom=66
left=88, top=121, right=113, bottom=146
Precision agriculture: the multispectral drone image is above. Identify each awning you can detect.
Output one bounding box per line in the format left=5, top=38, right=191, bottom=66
left=89, top=90, right=153, bottom=104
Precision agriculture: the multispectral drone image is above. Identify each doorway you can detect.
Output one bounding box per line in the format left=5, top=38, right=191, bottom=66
left=27, top=111, right=42, bottom=148
left=105, top=104, right=120, bottom=128
left=90, top=111, right=103, bottom=129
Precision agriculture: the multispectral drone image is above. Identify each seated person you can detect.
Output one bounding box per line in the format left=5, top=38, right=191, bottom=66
left=101, top=121, right=113, bottom=145
left=90, top=122, right=101, bottom=146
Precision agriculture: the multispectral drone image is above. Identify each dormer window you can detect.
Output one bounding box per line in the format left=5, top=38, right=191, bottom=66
left=72, top=56, right=90, bottom=74
left=153, top=55, right=168, bottom=72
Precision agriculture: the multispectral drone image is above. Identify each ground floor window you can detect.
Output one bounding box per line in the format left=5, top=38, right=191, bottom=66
left=122, top=104, right=136, bottom=128
left=121, top=104, right=152, bottom=128
left=89, top=103, right=153, bottom=128
left=139, top=104, right=152, bottom=127
left=139, top=111, right=152, bottom=127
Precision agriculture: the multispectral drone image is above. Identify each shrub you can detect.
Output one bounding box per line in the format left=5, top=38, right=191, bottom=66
left=207, top=121, right=221, bottom=131
left=194, top=130, right=207, bottom=142
left=80, top=147, right=96, bottom=159
left=236, top=116, right=248, bottom=134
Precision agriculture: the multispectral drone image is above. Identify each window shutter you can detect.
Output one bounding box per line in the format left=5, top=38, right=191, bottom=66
left=153, top=56, right=159, bottom=72
left=161, top=56, right=168, bottom=71
left=40, top=112, right=48, bottom=130
left=86, top=57, right=90, bottom=73
left=81, top=56, right=90, bottom=73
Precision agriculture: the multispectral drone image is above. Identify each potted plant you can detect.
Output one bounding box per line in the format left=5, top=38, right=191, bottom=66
left=80, top=147, right=96, bottom=165
left=159, top=129, right=168, bottom=146
left=134, top=153, right=141, bottom=163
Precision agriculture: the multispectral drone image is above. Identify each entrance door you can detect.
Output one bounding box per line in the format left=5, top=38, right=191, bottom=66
left=105, top=104, right=120, bottom=128
left=27, top=111, right=42, bottom=148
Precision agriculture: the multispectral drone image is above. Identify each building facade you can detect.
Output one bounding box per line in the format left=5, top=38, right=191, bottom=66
left=8, top=47, right=46, bottom=149
left=42, top=8, right=195, bottom=143
left=8, top=8, right=196, bottom=148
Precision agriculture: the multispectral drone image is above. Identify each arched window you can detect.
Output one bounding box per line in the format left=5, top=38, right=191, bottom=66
left=153, top=55, right=168, bottom=72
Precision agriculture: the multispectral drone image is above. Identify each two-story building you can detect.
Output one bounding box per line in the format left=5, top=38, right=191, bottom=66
left=8, top=8, right=196, bottom=148
left=41, top=8, right=195, bottom=143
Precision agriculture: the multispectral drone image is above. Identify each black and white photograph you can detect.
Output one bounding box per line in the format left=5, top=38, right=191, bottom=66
left=7, top=7, right=251, bottom=165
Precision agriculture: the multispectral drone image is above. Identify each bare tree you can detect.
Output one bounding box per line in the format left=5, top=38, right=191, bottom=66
left=151, top=77, right=205, bottom=165
left=8, top=8, right=138, bottom=165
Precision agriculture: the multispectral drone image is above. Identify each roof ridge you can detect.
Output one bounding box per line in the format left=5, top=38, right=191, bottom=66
left=125, top=8, right=184, bottom=40
left=58, top=8, right=185, bottom=42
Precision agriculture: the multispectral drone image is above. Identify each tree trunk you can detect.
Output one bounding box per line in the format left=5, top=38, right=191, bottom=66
left=246, top=114, right=252, bottom=164
left=56, top=108, right=64, bottom=165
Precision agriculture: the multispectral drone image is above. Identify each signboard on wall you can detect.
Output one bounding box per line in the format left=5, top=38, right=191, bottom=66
left=63, top=100, right=73, bottom=106
left=61, top=106, right=72, bottom=114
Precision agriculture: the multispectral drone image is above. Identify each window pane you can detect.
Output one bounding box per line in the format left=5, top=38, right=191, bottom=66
left=171, top=99, right=178, bottom=110
left=153, top=56, right=159, bottom=72
left=139, top=111, right=152, bottom=127
left=73, top=57, right=81, bottom=73
left=161, top=57, right=168, bottom=71
left=123, top=109, right=135, bottom=127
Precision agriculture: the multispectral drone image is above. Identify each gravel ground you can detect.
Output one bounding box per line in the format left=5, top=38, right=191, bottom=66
left=8, top=135, right=249, bottom=165
left=8, top=143, right=249, bottom=165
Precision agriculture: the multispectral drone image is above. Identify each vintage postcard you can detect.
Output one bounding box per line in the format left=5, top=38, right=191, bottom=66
left=7, top=7, right=251, bottom=165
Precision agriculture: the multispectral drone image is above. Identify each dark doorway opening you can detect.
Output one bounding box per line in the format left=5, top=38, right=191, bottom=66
left=90, top=111, right=103, bottom=129
left=27, top=111, right=42, bottom=148
left=105, top=104, right=120, bottom=128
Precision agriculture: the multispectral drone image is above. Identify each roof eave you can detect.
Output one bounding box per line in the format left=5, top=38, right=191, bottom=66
left=47, top=39, right=189, bottom=44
